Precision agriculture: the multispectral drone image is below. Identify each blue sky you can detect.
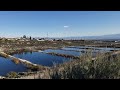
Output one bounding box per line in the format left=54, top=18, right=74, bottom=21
left=0, top=11, right=120, bottom=38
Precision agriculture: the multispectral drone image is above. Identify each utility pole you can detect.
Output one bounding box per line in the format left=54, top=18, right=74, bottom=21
left=47, top=32, right=48, bottom=39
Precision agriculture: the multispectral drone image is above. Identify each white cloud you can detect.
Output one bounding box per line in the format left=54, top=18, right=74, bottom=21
left=64, top=26, right=69, bottom=28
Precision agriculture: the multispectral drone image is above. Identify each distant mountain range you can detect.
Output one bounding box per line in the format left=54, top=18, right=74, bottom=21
left=33, top=34, right=120, bottom=40
left=61, top=34, right=120, bottom=40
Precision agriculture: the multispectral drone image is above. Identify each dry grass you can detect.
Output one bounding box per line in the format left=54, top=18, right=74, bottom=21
left=12, top=58, right=20, bottom=64
left=47, top=51, right=120, bottom=79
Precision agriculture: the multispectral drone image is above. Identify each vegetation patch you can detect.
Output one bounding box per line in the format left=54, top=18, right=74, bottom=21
left=12, top=58, right=20, bottom=64
left=6, top=71, right=19, bottom=78
left=47, top=52, right=80, bottom=59
left=48, top=52, right=120, bottom=79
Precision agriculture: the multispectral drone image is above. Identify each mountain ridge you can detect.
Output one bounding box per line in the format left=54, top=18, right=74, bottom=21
left=60, top=34, right=120, bottom=40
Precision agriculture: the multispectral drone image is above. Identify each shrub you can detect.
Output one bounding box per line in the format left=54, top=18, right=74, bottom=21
left=6, top=71, right=19, bottom=78
left=27, top=65, right=40, bottom=72
left=12, top=58, right=20, bottom=64
left=49, top=51, right=120, bottom=79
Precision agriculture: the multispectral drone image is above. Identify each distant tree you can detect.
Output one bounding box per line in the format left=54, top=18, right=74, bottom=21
left=33, top=38, right=36, bottom=40
left=30, top=36, right=32, bottom=40
left=23, top=35, right=26, bottom=38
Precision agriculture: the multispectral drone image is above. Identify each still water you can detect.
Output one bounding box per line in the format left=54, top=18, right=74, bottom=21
left=13, top=52, right=70, bottom=67
left=0, top=57, right=27, bottom=76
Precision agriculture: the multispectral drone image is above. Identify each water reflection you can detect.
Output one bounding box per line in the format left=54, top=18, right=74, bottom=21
left=0, top=57, right=27, bottom=76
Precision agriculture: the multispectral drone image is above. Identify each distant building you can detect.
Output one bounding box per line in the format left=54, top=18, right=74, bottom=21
left=36, top=39, right=45, bottom=41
